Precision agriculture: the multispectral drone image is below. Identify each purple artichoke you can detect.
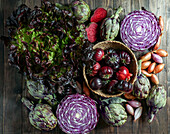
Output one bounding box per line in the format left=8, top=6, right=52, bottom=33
left=71, top=0, right=91, bottom=23
left=133, top=60, right=151, bottom=99
left=100, top=6, right=123, bottom=40
left=146, top=84, right=167, bottom=123
left=22, top=98, right=57, bottom=131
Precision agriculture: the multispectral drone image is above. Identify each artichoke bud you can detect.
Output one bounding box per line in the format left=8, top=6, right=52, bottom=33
left=99, top=97, right=127, bottom=127
left=71, top=0, right=91, bottom=24
left=26, top=79, right=58, bottom=106
left=100, top=6, right=123, bottom=41
left=146, top=84, right=167, bottom=123
left=22, top=98, right=57, bottom=131
left=133, top=60, right=151, bottom=99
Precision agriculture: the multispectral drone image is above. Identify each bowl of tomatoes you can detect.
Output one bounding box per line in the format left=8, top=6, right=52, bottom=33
left=83, top=41, right=138, bottom=98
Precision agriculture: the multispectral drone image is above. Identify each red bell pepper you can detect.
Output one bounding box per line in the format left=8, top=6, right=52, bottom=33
left=116, top=66, right=132, bottom=81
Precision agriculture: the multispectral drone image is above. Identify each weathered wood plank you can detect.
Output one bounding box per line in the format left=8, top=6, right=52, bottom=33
left=0, top=0, right=4, bottom=133
left=2, top=0, right=23, bottom=133
left=149, top=0, right=168, bottom=134
left=0, top=0, right=169, bottom=134
left=165, top=0, right=170, bottom=133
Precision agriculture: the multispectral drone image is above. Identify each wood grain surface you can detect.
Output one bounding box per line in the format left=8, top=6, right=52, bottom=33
left=0, top=0, right=169, bottom=134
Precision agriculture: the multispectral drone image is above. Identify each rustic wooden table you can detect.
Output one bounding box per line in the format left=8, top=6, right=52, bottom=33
left=0, top=0, right=169, bottom=134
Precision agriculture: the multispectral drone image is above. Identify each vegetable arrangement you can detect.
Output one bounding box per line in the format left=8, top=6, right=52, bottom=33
left=86, top=47, right=133, bottom=94
left=0, top=0, right=168, bottom=133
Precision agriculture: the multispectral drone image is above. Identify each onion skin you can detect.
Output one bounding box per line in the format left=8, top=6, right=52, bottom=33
left=153, top=63, right=165, bottom=74
left=141, top=61, right=151, bottom=69
left=155, top=49, right=168, bottom=57
left=150, top=74, right=159, bottom=84
left=141, top=70, right=152, bottom=77
left=126, top=104, right=134, bottom=116
left=140, top=52, right=152, bottom=62
left=147, top=62, right=156, bottom=73
left=153, top=35, right=162, bottom=50
left=159, top=16, right=164, bottom=31
left=152, top=53, right=163, bottom=63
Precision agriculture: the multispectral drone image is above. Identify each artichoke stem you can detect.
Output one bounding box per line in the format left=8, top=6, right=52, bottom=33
left=148, top=114, right=155, bottom=123
left=113, top=6, right=123, bottom=20
left=21, top=97, right=34, bottom=111
left=138, top=60, right=142, bottom=75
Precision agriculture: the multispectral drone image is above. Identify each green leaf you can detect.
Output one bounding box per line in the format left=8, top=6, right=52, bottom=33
left=101, top=97, right=127, bottom=105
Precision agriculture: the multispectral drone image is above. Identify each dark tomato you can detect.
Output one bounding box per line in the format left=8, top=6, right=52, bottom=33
left=119, top=51, right=131, bottom=65
left=94, top=48, right=105, bottom=61
left=105, top=48, right=116, bottom=54
left=117, top=80, right=133, bottom=93
left=93, top=62, right=101, bottom=71
left=99, top=66, right=113, bottom=80
left=90, top=77, right=102, bottom=90
left=105, top=52, right=120, bottom=69
left=87, top=62, right=101, bottom=77
left=107, top=80, right=118, bottom=94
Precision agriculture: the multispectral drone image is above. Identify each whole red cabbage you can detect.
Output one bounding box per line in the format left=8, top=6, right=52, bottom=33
left=56, top=94, right=98, bottom=134
left=120, top=9, right=161, bottom=51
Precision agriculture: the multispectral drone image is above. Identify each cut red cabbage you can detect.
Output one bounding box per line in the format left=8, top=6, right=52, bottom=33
left=120, top=10, right=161, bottom=51
left=56, top=94, right=98, bottom=134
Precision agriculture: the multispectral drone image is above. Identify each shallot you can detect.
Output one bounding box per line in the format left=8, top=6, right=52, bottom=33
left=140, top=52, right=151, bottom=62
left=126, top=104, right=134, bottom=116
left=153, top=63, right=165, bottom=74
left=150, top=74, right=159, bottom=84
left=141, top=70, right=152, bottom=77
left=152, top=53, right=163, bottom=63
left=141, top=61, right=151, bottom=69
left=155, top=49, right=168, bottom=57
left=147, top=62, right=156, bottom=73
left=128, top=100, right=141, bottom=108
left=153, top=35, right=162, bottom=50
left=134, top=107, right=143, bottom=122
left=159, top=16, right=164, bottom=31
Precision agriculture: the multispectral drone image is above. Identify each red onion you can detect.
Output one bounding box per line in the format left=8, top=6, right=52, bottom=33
left=152, top=53, right=163, bottom=63
left=120, top=10, right=161, bottom=51
left=128, top=100, right=141, bottom=108
left=134, top=107, right=143, bottom=122
left=126, top=104, right=134, bottom=115
left=56, top=94, right=98, bottom=134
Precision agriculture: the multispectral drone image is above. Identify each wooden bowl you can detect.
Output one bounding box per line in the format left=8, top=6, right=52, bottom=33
left=83, top=41, right=138, bottom=98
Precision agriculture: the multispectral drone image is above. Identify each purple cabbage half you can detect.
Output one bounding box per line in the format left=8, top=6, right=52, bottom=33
left=56, top=94, right=98, bottom=134
left=120, top=9, right=161, bottom=51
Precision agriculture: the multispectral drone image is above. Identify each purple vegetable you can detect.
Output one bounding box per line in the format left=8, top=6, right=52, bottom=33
left=120, top=9, right=161, bottom=51
left=133, top=60, right=151, bottom=99
left=152, top=53, right=163, bottom=63
left=128, top=100, right=141, bottom=108
left=56, top=94, right=98, bottom=134
left=94, top=48, right=105, bottom=61
left=119, top=51, right=131, bottom=65
left=126, top=104, right=134, bottom=116
left=90, top=77, right=102, bottom=90
left=99, top=66, right=113, bottom=80
left=105, top=52, right=120, bottom=69
left=107, top=80, right=118, bottom=94
left=117, top=80, right=133, bottom=93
